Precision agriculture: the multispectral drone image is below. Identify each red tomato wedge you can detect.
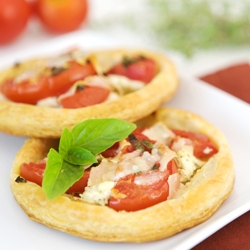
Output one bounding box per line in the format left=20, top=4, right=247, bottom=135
left=101, top=142, right=120, bottom=158
left=109, top=171, right=169, bottom=212
left=172, top=130, right=218, bottom=158
left=20, top=161, right=90, bottom=193
left=167, top=159, right=178, bottom=175
left=1, top=61, right=96, bottom=104
left=60, top=86, right=110, bottom=109
left=20, top=161, right=45, bottom=186
left=107, top=56, right=158, bottom=83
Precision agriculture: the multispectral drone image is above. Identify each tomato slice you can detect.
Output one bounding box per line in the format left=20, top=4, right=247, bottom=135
left=20, top=161, right=46, bottom=186
left=107, top=56, right=158, bottom=83
left=1, top=61, right=96, bottom=104
left=101, top=142, right=120, bottom=158
left=20, top=161, right=90, bottom=193
left=66, top=169, right=90, bottom=194
left=172, top=130, right=218, bottom=158
left=109, top=171, right=169, bottom=212
left=60, top=86, right=110, bottom=108
left=167, top=159, right=178, bottom=175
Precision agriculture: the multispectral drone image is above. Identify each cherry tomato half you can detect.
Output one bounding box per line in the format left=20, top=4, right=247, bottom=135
left=36, top=0, right=88, bottom=33
left=60, top=86, right=110, bottom=109
left=20, top=161, right=90, bottom=193
left=167, top=159, right=178, bottom=175
left=20, top=161, right=46, bottom=186
left=1, top=61, right=96, bottom=104
left=172, top=130, right=218, bottom=158
left=101, top=142, right=120, bottom=158
left=107, top=56, right=158, bottom=83
left=109, top=171, right=169, bottom=212
left=0, top=0, right=31, bottom=44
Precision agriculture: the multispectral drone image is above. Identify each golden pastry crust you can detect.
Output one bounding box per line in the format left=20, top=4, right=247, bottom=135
left=10, top=107, right=234, bottom=242
left=0, top=48, right=179, bottom=138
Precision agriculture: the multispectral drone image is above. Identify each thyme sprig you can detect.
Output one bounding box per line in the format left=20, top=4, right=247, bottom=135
left=91, top=0, right=250, bottom=56
left=147, top=0, right=250, bottom=56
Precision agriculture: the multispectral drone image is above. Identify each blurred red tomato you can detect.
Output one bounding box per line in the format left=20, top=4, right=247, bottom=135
left=0, top=0, right=31, bottom=44
left=36, top=0, right=88, bottom=33
left=25, top=0, right=38, bottom=16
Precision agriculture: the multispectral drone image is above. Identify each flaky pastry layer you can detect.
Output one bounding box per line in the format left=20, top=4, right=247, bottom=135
left=10, top=107, right=234, bottom=242
left=0, top=49, right=179, bottom=138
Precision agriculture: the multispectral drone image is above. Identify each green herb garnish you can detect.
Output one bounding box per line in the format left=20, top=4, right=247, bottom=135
left=122, top=55, right=145, bottom=67
left=51, top=66, right=66, bottom=76
left=42, top=118, right=136, bottom=200
left=15, top=176, right=27, bottom=183
left=128, top=133, right=154, bottom=152
left=146, top=0, right=250, bottom=56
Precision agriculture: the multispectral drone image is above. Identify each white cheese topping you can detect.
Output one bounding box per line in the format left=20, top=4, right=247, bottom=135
left=107, top=75, right=144, bottom=95
left=177, top=145, right=205, bottom=183
left=80, top=181, right=115, bottom=206
left=203, top=146, right=213, bottom=154
left=37, top=96, right=61, bottom=107
left=142, top=122, right=175, bottom=145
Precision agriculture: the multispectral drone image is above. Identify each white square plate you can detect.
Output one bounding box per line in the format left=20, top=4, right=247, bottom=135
left=1, top=31, right=250, bottom=250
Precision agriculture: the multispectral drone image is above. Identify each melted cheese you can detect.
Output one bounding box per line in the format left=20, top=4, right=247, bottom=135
left=37, top=97, right=60, bottom=107
left=177, top=145, right=205, bottom=183
left=107, top=75, right=144, bottom=95
left=142, top=122, right=175, bottom=145
left=80, top=181, right=115, bottom=206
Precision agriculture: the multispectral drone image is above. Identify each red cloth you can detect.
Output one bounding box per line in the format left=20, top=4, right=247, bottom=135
left=193, top=211, right=250, bottom=249
left=194, top=63, right=250, bottom=249
left=200, top=63, right=250, bottom=104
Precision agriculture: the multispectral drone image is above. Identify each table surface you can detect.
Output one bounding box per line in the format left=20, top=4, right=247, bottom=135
left=1, top=1, right=249, bottom=249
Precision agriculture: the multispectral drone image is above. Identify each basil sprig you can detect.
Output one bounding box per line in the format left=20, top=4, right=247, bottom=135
left=42, top=118, right=136, bottom=200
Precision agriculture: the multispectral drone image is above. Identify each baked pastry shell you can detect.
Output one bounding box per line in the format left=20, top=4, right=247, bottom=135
left=10, top=107, right=234, bottom=242
left=0, top=49, right=179, bottom=138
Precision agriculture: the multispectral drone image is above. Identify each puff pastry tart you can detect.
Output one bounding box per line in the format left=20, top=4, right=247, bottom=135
left=0, top=48, right=178, bottom=138
left=10, top=107, right=234, bottom=242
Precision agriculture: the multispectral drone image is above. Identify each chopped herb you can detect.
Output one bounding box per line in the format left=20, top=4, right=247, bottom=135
left=13, top=62, right=20, bottom=68
left=152, top=164, right=159, bottom=170
left=122, top=56, right=138, bottom=67
left=51, top=66, right=66, bottom=76
left=122, top=55, right=145, bottom=67
left=76, top=85, right=85, bottom=92
left=15, top=176, right=27, bottom=183
left=128, top=134, right=154, bottom=152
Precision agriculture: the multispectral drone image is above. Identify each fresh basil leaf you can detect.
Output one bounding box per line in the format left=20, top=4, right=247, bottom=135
left=59, top=127, right=73, bottom=157
left=42, top=148, right=84, bottom=200
left=43, top=118, right=137, bottom=200
left=70, top=118, right=136, bottom=154
left=64, top=147, right=97, bottom=165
